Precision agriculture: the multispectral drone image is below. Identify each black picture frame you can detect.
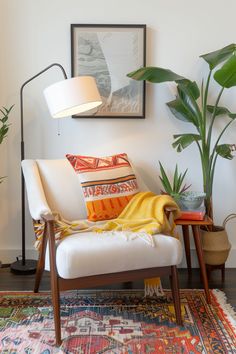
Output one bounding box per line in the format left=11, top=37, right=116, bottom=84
left=71, top=24, right=146, bottom=118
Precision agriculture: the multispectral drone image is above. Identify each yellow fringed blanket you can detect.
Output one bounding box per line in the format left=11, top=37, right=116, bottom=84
left=95, top=191, right=181, bottom=235
left=34, top=192, right=181, bottom=295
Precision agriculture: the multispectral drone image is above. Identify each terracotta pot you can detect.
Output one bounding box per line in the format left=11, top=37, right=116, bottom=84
left=201, top=225, right=231, bottom=265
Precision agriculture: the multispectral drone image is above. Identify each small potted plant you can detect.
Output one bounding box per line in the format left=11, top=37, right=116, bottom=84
left=158, top=161, right=190, bottom=203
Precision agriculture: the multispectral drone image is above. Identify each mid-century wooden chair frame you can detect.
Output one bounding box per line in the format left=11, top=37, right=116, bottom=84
left=34, top=213, right=182, bottom=346
left=22, top=158, right=182, bottom=346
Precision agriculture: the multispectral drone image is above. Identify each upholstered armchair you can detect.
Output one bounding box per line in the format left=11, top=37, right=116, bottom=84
left=22, top=158, right=183, bottom=346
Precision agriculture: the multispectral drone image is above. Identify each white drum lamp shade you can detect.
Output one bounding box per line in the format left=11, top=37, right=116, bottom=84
left=44, top=76, right=102, bottom=118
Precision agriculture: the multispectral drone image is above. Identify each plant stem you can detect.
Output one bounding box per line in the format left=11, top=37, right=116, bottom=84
left=207, top=86, right=224, bottom=148
left=201, top=79, right=204, bottom=111
left=202, top=71, right=212, bottom=145
left=201, top=85, right=224, bottom=221
left=210, top=119, right=235, bottom=171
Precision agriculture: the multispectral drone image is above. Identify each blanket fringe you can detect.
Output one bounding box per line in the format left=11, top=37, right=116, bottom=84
left=98, top=231, right=155, bottom=247
left=144, top=278, right=164, bottom=297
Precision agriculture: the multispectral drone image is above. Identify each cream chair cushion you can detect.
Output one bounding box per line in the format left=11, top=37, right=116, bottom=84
left=45, top=232, right=183, bottom=279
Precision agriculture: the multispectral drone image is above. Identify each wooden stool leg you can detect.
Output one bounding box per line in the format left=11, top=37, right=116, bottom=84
left=192, top=225, right=211, bottom=304
left=170, top=266, right=182, bottom=326
left=182, top=225, right=192, bottom=278
left=206, top=264, right=211, bottom=282
left=222, top=264, right=225, bottom=283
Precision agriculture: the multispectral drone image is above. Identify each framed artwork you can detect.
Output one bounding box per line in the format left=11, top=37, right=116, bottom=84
left=71, top=24, right=146, bottom=118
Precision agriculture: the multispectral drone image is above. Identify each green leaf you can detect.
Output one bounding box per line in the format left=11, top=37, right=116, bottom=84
left=207, top=105, right=236, bottom=119
left=200, top=43, right=236, bottom=70
left=0, top=176, right=6, bottom=183
left=167, top=98, right=199, bottom=125
left=5, top=105, right=14, bottom=114
left=127, top=66, right=186, bottom=83
left=167, top=81, right=200, bottom=126
left=177, top=169, right=188, bottom=191
left=216, top=144, right=234, bottom=159
left=214, top=55, right=236, bottom=88
left=173, top=165, right=178, bottom=192
left=176, top=83, right=202, bottom=127
left=158, top=161, right=172, bottom=194
left=178, top=80, right=200, bottom=100
left=1, top=115, right=8, bottom=123
left=0, top=109, right=7, bottom=117
left=158, top=161, right=190, bottom=195
left=172, top=133, right=201, bottom=152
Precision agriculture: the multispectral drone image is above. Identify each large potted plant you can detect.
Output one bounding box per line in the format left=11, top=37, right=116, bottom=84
left=127, top=44, right=236, bottom=265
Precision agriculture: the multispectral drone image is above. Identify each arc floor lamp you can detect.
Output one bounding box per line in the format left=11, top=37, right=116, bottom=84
left=10, top=63, right=102, bottom=274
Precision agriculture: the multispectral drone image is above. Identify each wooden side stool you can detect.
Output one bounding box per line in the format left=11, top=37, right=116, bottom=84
left=175, top=216, right=213, bottom=304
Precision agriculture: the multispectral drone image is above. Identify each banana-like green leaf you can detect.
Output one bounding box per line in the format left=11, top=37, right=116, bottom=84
left=207, top=105, right=236, bottom=119
left=167, top=98, right=199, bottom=126
left=172, top=133, right=201, bottom=152
left=200, top=43, right=236, bottom=70
left=176, top=84, right=202, bottom=127
left=127, top=66, right=186, bottom=83
left=216, top=144, right=235, bottom=159
left=178, top=80, right=200, bottom=100
left=214, top=55, right=236, bottom=88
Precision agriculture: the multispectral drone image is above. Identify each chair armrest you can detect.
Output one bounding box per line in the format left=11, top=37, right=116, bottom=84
left=165, top=207, right=178, bottom=212
left=164, top=207, right=179, bottom=219
left=22, top=160, right=52, bottom=220
left=41, top=213, right=55, bottom=222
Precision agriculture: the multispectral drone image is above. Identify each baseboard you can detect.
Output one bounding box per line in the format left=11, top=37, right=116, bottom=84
left=1, top=248, right=236, bottom=267
left=0, top=249, right=38, bottom=264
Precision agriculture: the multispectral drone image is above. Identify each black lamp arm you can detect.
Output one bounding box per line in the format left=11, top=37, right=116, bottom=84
left=19, top=63, right=67, bottom=267
left=20, top=63, right=67, bottom=153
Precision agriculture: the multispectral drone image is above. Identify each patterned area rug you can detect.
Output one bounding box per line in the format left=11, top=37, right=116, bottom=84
left=0, top=289, right=235, bottom=353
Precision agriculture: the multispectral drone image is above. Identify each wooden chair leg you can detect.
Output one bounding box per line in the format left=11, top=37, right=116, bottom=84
left=170, top=266, right=182, bottom=326
left=48, top=220, right=62, bottom=346
left=34, top=222, right=48, bottom=293
left=34, top=264, right=44, bottom=293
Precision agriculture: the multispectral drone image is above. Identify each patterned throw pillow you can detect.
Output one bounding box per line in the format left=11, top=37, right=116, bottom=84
left=66, top=153, right=139, bottom=221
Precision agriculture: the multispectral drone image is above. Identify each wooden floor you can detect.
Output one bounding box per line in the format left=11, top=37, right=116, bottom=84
left=0, top=267, right=235, bottom=307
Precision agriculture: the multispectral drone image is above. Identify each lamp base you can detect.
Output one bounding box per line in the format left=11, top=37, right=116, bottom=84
left=10, top=259, right=37, bottom=275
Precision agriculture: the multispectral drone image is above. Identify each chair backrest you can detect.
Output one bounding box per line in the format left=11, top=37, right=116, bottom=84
left=22, top=158, right=148, bottom=221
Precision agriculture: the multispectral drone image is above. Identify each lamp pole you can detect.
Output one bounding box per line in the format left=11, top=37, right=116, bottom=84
left=11, top=63, right=67, bottom=274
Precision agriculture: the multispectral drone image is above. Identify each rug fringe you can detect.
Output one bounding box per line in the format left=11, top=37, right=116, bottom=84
left=212, top=289, right=236, bottom=330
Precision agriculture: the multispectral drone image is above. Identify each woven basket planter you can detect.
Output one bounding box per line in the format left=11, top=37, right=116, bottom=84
left=201, top=214, right=235, bottom=265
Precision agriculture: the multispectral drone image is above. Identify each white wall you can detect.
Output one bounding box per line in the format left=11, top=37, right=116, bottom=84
left=0, top=0, right=236, bottom=266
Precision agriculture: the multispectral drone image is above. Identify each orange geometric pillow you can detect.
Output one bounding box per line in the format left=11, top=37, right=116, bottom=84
left=66, top=153, right=139, bottom=221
